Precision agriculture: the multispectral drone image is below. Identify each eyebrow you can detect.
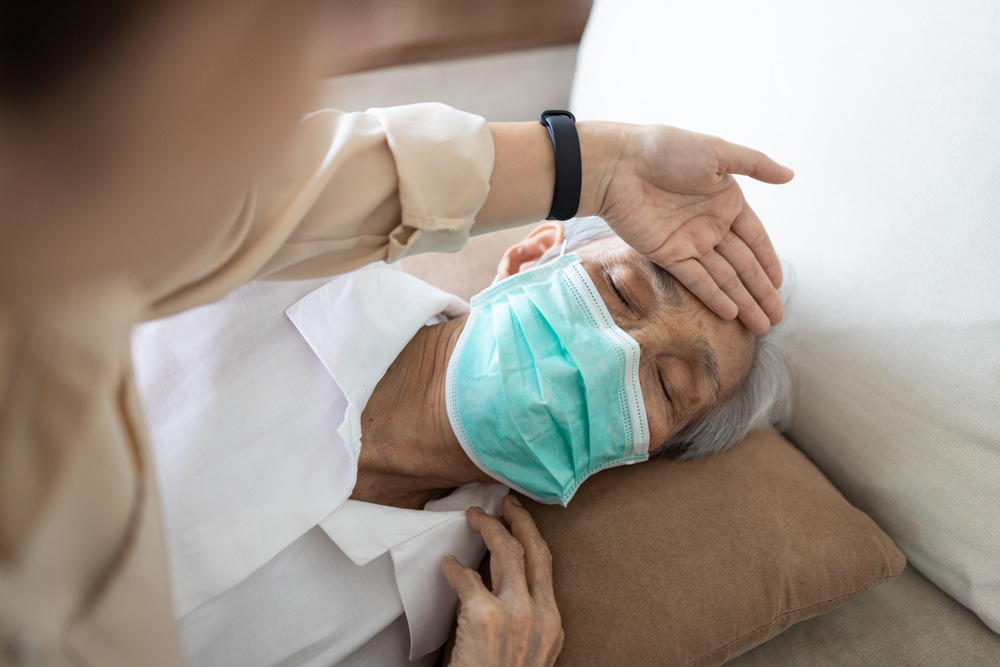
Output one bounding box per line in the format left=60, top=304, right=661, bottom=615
left=644, top=259, right=682, bottom=307
left=696, top=335, right=722, bottom=407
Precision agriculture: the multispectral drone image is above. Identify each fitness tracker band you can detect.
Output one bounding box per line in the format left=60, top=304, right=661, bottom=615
left=539, top=110, right=581, bottom=221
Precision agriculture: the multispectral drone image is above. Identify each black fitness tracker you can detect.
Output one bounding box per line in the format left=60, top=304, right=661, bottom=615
left=539, top=110, right=581, bottom=221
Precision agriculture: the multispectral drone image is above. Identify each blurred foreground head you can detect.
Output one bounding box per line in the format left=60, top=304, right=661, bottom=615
left=0, top=0, right=366, bottom=289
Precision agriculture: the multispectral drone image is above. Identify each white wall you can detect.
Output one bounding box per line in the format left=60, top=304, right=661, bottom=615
left=317, top=45, right=578, bottom=121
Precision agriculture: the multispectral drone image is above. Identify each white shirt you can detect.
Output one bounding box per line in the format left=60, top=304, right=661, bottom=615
left=132, top=263, right=507, bottom=665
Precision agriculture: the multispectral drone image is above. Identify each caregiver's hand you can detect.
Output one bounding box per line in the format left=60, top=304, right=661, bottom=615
left=441, top=495, right=563, bottom=667
left=581, top=122, right=793, bottom=336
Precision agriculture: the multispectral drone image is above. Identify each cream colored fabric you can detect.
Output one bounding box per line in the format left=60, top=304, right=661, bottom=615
left=148, top=103, right=493, bottom=318
left=726, top=565, right=1000, bottom=666
left=572, top=0, right=1000, bottom=634
left=0, top=103, right=493, bottom=666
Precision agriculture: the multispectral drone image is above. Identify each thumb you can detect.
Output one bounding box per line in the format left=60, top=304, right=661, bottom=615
left=718, top=141, right=794, bottom=184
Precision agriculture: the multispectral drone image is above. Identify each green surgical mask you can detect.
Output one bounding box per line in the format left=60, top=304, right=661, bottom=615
left=446, top=253, right=650, bottom=506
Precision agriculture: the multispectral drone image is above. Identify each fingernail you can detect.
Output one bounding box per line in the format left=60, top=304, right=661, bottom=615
left=471, top=506, right=486, bottom=514
left=508, top=495, right=522, bottom=507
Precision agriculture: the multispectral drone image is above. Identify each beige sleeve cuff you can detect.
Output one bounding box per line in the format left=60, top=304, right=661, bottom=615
left=368, top=103, right=494, bottom=260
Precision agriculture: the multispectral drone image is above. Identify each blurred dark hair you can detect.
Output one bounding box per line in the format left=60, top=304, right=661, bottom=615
left=0, top=0, right=146, bottom=98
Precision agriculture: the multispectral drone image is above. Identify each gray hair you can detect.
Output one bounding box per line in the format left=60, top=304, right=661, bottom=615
left=537, top=216, right=793, bottom=460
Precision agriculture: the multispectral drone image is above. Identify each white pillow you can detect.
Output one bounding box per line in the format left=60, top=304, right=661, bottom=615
left=571, top=0, right=1000, bottom=632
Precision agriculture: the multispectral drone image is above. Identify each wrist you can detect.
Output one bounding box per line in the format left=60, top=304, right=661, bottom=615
left=576, top=120, right=632, bottom=219
left=474, top=121, right=554, bottom=235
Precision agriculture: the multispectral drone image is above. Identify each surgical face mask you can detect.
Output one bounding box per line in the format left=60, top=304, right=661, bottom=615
left=446, top=253, right=650, bottom=506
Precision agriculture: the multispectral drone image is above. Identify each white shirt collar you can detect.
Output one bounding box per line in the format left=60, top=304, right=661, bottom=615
left=286, top=261, right=469, bottom=460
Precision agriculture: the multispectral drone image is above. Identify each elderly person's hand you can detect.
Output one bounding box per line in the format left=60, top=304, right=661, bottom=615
left=581, top=122, right=793, bottom=336
left=441, top=495, right=563, bottom=667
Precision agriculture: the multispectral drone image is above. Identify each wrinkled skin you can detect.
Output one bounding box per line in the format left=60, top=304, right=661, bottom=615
left=441, top=497, right=563, bottom=667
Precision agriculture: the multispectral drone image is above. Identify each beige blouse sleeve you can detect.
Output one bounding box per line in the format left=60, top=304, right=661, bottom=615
left=147, top=103, right=494, bottom=319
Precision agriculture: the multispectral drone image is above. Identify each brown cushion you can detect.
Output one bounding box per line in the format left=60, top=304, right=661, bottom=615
left=517, top=429, right=906, bottom=667
left=321, top=0, right=593, bottom=76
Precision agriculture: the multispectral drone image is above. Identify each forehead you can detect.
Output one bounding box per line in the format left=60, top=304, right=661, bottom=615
left=574, top=234, right=757, bottom=401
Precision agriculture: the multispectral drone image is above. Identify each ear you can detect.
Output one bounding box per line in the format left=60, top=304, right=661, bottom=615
left=495, top=222, right=565, bottom=279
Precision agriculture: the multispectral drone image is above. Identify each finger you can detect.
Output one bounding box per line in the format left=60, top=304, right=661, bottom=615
left=540, top=626, right=566, bottom=667
left=501, top=496, right=556, bottom=605
left=715, top=140, right=794, bottom=185
left=440, top=555, right=490, bottom=602
left=715, top=233, right=784, bottom=327
left=666, top=258, right=739, bottom=321
left=465, top=506, right=528, bottom=598
left=700, top=250, right=771, bottom=336
left=731, top=203, right=783, bottom=290
left=500, top=498, right=564, bottom=667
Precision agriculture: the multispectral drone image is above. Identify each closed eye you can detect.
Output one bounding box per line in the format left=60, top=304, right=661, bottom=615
left=604, top=269, right=629, bottom=308
left=658, top=367, right=672, bottom=404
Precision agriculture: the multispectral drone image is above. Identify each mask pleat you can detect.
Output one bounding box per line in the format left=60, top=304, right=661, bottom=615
left=446, top=255, right=649, bottom=505
left=518, top=284, right=593, bottom=480
left=507, top=291, right=582, bottom=481
left=489, top=294, right=570, bottom=491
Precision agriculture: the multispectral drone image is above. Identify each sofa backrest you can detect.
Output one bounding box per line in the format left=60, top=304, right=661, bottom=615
left=570, top=0, right=1000, bottom=632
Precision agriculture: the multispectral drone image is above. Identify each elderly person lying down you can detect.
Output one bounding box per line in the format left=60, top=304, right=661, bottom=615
left=132, top=216, right=790, bottom=667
